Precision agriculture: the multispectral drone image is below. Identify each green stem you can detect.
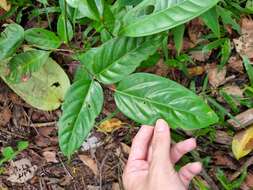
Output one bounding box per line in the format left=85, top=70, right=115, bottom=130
left=64, top=0, right=70, bottom=44
left=43, top=3, right=52, bottom=30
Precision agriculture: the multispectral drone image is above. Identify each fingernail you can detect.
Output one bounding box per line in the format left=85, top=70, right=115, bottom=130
left=156, top=119, right=168, bottom=132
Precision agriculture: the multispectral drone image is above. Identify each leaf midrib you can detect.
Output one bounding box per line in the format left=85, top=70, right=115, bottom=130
left=96, top=38, right=158, bottom=79
left=67, top=80, right=93, bottom=151
left=115, top=88, right=198, bottom=118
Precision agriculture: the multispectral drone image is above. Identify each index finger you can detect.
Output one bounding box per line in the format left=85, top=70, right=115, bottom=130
left=128, top=125, right=154, bottom=162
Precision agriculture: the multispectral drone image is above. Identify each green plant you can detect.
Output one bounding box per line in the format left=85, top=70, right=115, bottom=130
left=0, top=141, right=29, bottom=166
left=0, top=0, right=228, bottom=158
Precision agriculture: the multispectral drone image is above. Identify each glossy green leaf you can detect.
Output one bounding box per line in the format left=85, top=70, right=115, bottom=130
left=172, top=24, right=185, bottom=55
left=119, top=0, right=144, bottom=6
left=114, top=73, right=218, bottom=129
left=201, top=7, right=220, bottom=38
left=78, top=35, right=162, bottom=84
left=59, top=77, right=104, bottom=157
left=7, top=50, right=50, bottom=83
left=57, top=14, right=74, bottom=43
left=66, top=0, right=97, bottom=19
left=1, top=58, right=70, bottom=111
left=25, top=28, right=62, bottom=49
left=120, top=0, right=220, bottom=37
left=220, top=39, right=231, bottom=67
left=0, top=24, right=24, bottom=60
left=243, top=56, right=253, bottom=87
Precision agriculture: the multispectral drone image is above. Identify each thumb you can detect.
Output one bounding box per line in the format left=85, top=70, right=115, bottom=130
left=151, top=119, right=172, bottom=168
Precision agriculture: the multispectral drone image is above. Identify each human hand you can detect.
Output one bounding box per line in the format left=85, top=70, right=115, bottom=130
left=123, top=119, right=202, bottom=190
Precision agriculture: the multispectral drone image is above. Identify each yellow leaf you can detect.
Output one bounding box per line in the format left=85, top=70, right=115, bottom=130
left=232, top=125, right=253, bottom=159
left=0, top=0, right=11, bottom=11
left=98, top=118, right=123, bottom=133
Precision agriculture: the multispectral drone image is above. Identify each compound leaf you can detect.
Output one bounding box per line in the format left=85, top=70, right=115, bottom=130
left=120, top=0, right=219, bottom=37
left=78, top=35, right=162, bottom=84
left=59, top=77, right=104, bottom=157
left=115, top=73, right=218, bottom=129
left=25, top=28, right=62, bottom=49
left=0, top=24, right=24, bottom=60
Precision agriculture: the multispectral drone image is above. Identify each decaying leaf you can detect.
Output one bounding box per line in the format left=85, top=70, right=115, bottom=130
left=228, top=56, right=244, bottom=73
left=1, top=58, right=70, bottom=111
left=228, top=109, right=253, bottom=129
left=78, top=155, right=98, bottom=176
left=81, top=136, right=103, bottom=151
left=0, top=0, right=11, bottom=11
left=188, top=66, right=206, bottom=76
left=232, top=125, right=253, bottom=159
left=7, top=158, right=37, bottom=183
left=98, top=118, right=123, bottom=133
left=234, top=18, right=253, bottom=58
left=208, top=65, right=227, bottom=88
left=223, top=85, right=244, bottom=98
left=42, top=151, right=58, bottom=163
left=189, top=50, right=211, bottom=62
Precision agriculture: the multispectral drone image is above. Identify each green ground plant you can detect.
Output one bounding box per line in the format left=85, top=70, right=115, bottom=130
left=0, top=0, right=252, bottom=158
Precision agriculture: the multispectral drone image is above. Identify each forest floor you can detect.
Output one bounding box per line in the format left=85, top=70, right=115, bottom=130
left=1, top=1, right=253, bottom=190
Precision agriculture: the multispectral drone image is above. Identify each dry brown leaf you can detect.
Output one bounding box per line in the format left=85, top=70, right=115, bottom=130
left=120, top=142, right=131, bottom=155
left=234, top=18, right=253, bottom=58
left=98, top=118, right=123, bottom=133
left=244, top=172, right=253, bottom=189
left=42, top=151, right=58, bottom=163
left=223, top=85, right=244, bottom=98
left=189, top=51, right=210, bottom=62
left=7, top=159, right=37, bottom=183
left=187, top=66, right=206, bottom=76
left=0, top=0, right=11, bottom=11
left=78, top=155, right=98, bottom=176
left=215, top=130, right=232, bottom=145
left=228, top=56, right=244, bottom=73
left=232, top=125, right=253, bottom=159
left=87, top=186, right=99, bottom=190
left=213, top=151, right=236, bottom=169
left=208, top=65, right=227, bottom=88
left=0, top=107, right=11, bottom=126
left=228, top=109, right=253, bottom=129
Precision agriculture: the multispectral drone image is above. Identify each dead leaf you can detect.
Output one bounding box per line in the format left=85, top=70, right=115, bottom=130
left=78, top=155, right=98, bottom=176
left=215, top=130, right=232, bottom=145
left=228, top=109, right=253, bottom=129
left=213, top=151, right=237, bottom=169
left=208, top=65, right=227, bottom=88
left=120, top=142, right=131, bottom=155
left=234, top=18, right=253, bottom=58
left=87, top=186, right=99, bottom=190
left=228, top=56, right=244, bottom=73
left=0, top=106, right=11, bottom=126
left=187, top=66, right=206, bottom=76
left=42, top=151, right=58, bottom=163
left=245, top=172, right=253, bottom=188
left=223, top=85, right=244, bottom=98
left=98, top=118, right=123, bottom=133
left=232, top=125, right=253, bottom=159
left=189, top=51, right=211, bottom=62
left=81, top=136, right=103, bottom=151
left=7, top=158, right=37, bottom=183
left=0, top=0, right=11, bottom=11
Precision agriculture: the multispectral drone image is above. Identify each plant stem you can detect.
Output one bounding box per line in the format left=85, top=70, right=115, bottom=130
left=43, top=3, right=52, bottom=30
left=64, top=0, right=69, bottom=44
